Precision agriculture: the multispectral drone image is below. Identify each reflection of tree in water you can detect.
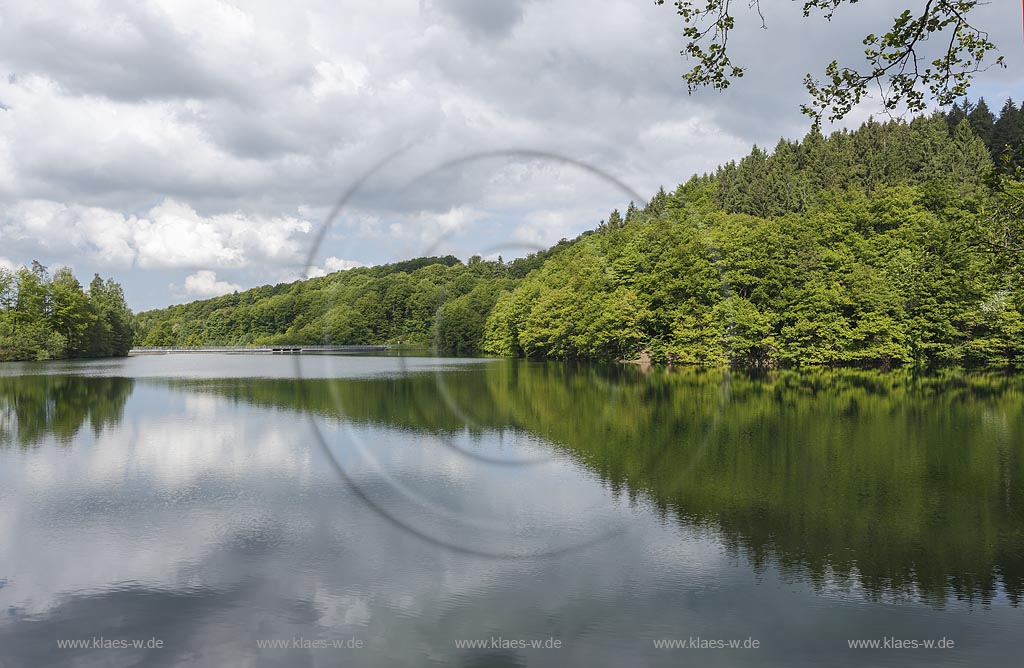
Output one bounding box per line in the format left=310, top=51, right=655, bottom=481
left=0, top=375, right=134, bottom=448
left=176, top=364, right=1024, bottom=607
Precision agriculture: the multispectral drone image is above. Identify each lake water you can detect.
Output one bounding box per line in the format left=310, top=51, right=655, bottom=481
left=1, top=355, right=1022, bottom=667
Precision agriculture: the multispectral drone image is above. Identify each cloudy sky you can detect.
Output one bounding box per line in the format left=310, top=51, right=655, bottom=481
left=1, top=0, right=1021, bottom=310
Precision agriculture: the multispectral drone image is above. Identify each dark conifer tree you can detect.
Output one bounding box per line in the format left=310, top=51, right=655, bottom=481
left=946, top=101, right=967, bottom=133
left=991, top=99, right=1024, bottom=172
left=624, top=201, right=638, bottom=225
left=645, top=187, right=669, bottom=217
left=967, top=97, right=996, bottom=149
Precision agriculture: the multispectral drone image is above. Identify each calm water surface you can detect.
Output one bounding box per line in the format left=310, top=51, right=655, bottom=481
left=0, top=355, right=1022, bottom=667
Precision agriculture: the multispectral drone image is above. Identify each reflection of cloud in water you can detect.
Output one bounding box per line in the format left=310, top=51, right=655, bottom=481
left=0, top=380, right=707, bottom=627
left=19, top=408, right=307, bottom=490
left=2, top=363, right=1024, bottom=666
left=0, top=409, right=741, bottom=667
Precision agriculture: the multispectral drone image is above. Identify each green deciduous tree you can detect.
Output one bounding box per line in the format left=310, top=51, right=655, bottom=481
left=0, top=263, right=132, bottom=362
left=654, top=0, right=1004, bottom=126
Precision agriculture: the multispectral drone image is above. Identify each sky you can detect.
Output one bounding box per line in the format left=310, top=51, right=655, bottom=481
left=0, top=0, right=1022, bottom=311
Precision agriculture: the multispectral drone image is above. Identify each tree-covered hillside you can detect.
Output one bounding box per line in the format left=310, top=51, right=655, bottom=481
left=0, top=262, right=133, bottom=362
left=135, top=105, right=1024, bottom=370
left=135, top=255, right=509, bottom=352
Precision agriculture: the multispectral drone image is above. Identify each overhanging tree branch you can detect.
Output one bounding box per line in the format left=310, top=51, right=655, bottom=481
left=655, top=0, right=1005, bottom=127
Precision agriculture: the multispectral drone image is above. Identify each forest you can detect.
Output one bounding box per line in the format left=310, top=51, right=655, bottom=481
left=133, top=98, right=1024, bottom=370
left=0, top=262, right=134, bottom=362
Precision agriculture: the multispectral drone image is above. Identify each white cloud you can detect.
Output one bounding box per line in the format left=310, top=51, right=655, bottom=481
left=434, top=205, right=481, bottom=233
left=306, top=256, right=366, bottom=278
left=1, top=197, right=313, bottom=270
left=514, top=210, right=582, bottom=248
left=324, top=256, right=365, bottom=271
left=1, top=199, right=138, bottom=266
left=180, top=270, right=241, bottom=298
left=133, top=199, right=311, bottom=269
left=132, top=200, right=242, bottom=268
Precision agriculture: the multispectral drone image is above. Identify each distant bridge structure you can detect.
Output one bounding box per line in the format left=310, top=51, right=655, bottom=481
left=129, top=345, right=391, bottom=355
